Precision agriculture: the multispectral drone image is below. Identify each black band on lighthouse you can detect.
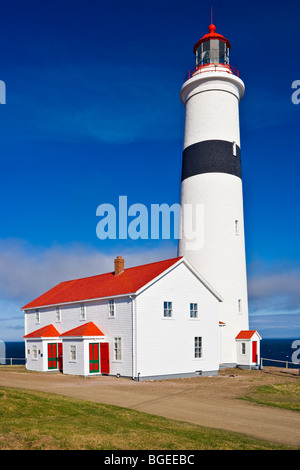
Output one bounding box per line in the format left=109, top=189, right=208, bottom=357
left=181, top=140, right=242, bottom=181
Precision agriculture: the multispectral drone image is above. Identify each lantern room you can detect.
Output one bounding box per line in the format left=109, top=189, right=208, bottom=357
left=193, top=24, right=231, bottom=66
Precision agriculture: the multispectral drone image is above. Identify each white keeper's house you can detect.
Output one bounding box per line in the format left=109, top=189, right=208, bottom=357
left=23, top=256, right=224, bottom=379
left=23, top=22, right=261, bottom=379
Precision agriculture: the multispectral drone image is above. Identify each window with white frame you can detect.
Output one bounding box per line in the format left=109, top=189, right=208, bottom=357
left=194, top=337, right=202, bottom=358
left=70, top=345, right=77, bottom=361
left=80, top=304, right=86, bottom=321
left=190, top=303, right=198, bottom=318
left=241, top=342, right=246, bottom=355
left=235, top=219, right=239, bottom=235
left=108, top=299, right=115, bottom=317
left=55, top=306, right=61, bottom=322
left=238, top=299, right=242, bottom=314
left=163, top=301, right=172, bottom=317
left=113, top=337, right=122, bottom=361
left=35, top=309, right=40, bottom=324
left=233, top=141, right=237, bottom=156
left=32, top=345, right=38, bottom=359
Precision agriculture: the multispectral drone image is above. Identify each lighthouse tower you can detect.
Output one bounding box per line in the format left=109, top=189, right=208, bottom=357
left=178, top=24, right=249, bottom=366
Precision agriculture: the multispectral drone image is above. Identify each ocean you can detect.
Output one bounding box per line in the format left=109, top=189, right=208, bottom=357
left=2, top=341, right=26, bottom=365
left=260, top=338, right=300, bottom=367
left=1, top=338, right=300, bottom=368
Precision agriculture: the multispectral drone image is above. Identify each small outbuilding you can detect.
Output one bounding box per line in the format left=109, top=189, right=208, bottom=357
left=235, top=330, right=262, bottom=369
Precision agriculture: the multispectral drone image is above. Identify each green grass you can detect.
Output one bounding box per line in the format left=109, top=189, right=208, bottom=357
left=241, top=382, right=300, bottom=412
left=0, top=386, right=294, bottom=450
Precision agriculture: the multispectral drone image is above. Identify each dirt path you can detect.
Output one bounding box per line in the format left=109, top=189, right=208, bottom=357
left=0, top=366, right=299, bottom=447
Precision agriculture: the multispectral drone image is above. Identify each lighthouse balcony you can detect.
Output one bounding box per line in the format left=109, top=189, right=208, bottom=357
left=184, top=63, right=240, bottom=82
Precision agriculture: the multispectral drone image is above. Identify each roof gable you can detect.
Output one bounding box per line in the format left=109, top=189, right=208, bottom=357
left=22, top=257, right=183, bottom=309
left=59, top=322, right=104, bottom=337
left=235, top=330, right=261, bottom=340
left=24, top=324, right=60, bottom=339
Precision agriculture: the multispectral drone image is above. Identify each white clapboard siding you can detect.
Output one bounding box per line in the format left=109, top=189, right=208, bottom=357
left=135, top=262, right=220, bottom=378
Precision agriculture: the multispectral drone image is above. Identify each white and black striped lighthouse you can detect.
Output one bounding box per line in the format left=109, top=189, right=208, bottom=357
left=178, top=23, right=249, bottom=366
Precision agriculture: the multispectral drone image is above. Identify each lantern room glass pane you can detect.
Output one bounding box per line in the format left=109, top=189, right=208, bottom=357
left=196, top=39, right=229, bottom=66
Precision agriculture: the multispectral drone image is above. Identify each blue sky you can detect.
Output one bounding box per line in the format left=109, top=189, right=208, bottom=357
left=0, top=0, right=299, bottom=340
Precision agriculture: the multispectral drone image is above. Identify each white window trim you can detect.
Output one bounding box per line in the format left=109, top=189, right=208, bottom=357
left=238, top=299, right=242, bottom=314
left=32, top=345, right=38, bottom=360
left=55, top=306, right=61, bottom=323
left=79, top=304, right=86, bottom=321
left=35, top=309, right=40, bottom=324
left=108, top=299, right=115, bottom=318
left=163, top=301, right=172, bottom=318
left=235, top=219, right=240, bottom=236
left=241, top=342, right=246, bottom=355
left=233, top=141, right=237, bottom=157
left=194, top=336, right=203, bottom=359
left=69, top=345, right=77, bottom=362
left=112, top=336, right=123, bottom=362
left=190, top=303, right=198, bottom=319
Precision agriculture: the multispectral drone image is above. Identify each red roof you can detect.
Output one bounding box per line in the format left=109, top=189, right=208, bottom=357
left=235, top=330, right=258, bottom=340
left=24, top=324, right=60, bottom=338
left=22, top=257, right=182, bottom=309
left=193, top=24, right=231, bottom=54
left=59, top=322, right=104, bottom=337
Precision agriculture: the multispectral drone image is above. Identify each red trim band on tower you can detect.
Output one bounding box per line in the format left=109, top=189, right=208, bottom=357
left=184, top=63, right=240, bottom=82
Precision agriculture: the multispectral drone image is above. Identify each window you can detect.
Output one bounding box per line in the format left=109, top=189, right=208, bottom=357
left=233, top=141, right=237, bottom=156
left=190, top=303, right=198, bottom=318
left=114, top=337, right=122, bottom=361
left=238, top=299, right=242, bottom=314
left=108, top=299, right=115, bottom=317
left=163, top=301, right=172, bottom=317
left=70, top=345, right=76, bottom=361
left=235, top=220, right=239, bottom=235
left=55, top=307, right=61, bottom=322
left=194, top=337, right=202, bottom=358
left=80, top=304, right=86, bottom=321
left=241, top=343, right=246, bottom=355
left=35, top=309, right=40, bottom=324
left=32, top=345, right=38, bottom=359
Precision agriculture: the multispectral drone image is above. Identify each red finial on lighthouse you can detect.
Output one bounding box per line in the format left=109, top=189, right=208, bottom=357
left=209, top=24, right=216, bottom=34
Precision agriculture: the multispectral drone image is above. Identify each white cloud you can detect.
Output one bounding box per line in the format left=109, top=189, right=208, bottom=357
left=0, top=238, right=177, bottom=340
left=248, top=263, right=300, bottom=313
left=0, top=238, right=177, bottom=302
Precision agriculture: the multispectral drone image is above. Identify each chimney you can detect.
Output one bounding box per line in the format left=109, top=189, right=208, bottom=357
left=114, top=256, right=124, bottom=276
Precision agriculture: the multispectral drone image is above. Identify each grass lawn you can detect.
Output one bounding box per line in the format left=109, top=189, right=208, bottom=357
left=241, top=382, right=300, bottom=412
left=0, top=386, right=295, bottom=450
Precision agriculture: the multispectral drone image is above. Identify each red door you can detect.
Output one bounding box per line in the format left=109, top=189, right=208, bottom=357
left=89, top=343, right=99, bottom=373
left=57, top=343, right=63, bottom=371
left=48, top=343, right=57, bottom=369
left=252, top=341, right=257, bottom=363
left=100, top=343, right=110, bottom=374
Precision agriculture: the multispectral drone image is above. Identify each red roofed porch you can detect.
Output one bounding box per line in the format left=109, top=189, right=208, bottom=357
left=24, top=322, right=109, bottom=376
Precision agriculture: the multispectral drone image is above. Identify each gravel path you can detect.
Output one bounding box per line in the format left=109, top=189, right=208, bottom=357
left=0, top=366, right=299, bottom=447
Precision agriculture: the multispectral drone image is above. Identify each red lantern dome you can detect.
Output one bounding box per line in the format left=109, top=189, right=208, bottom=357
left=193, top=24, right=231, bottom=66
